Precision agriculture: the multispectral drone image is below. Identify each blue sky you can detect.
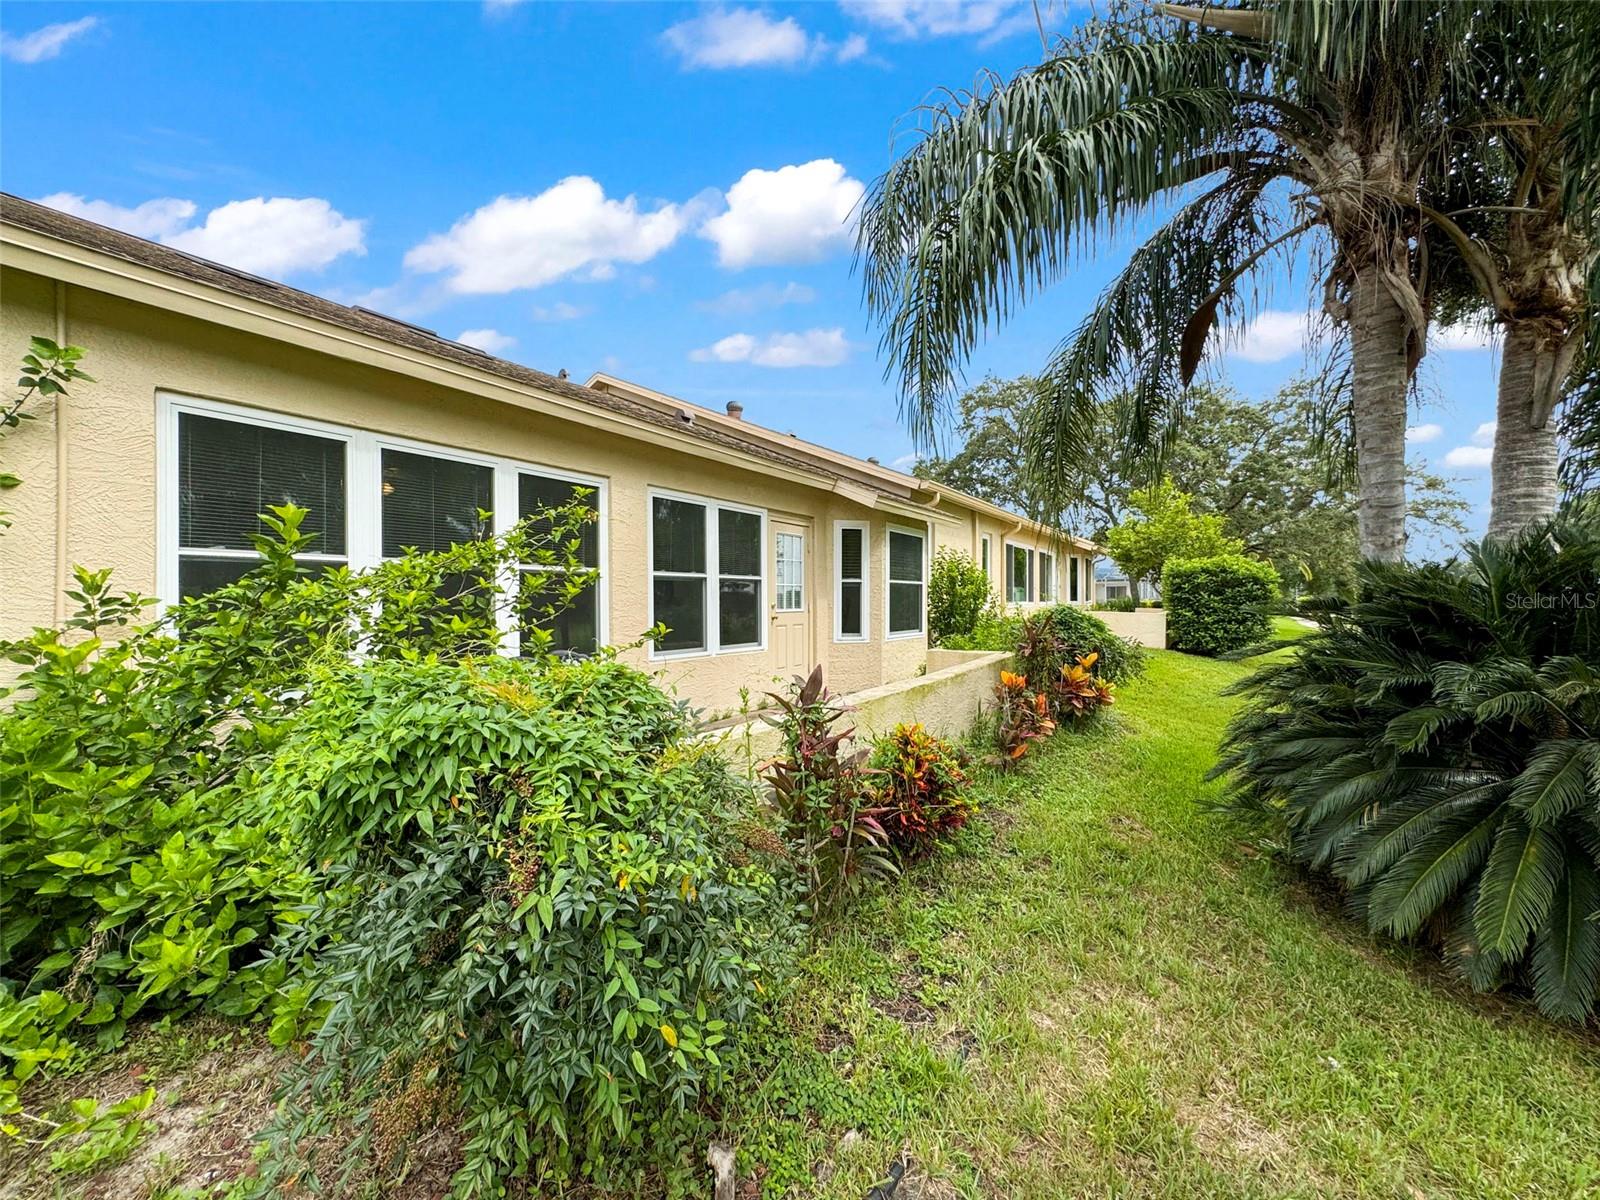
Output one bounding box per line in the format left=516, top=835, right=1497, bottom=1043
left=0, top=1, right=1502, bottom=544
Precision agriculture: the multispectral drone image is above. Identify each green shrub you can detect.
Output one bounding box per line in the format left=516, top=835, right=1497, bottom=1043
left=1093, top=596, right=1138, bottom=612
left=1163, top=555, right=1279, bottom=655
left=256, top=657, right=797, bottom=1193
left=868, top=723, right=976, bottom=856
left=928, top=548, right=993, bottom=645
left=1016, top=605, right=1145, bottom=688
left=0, top=500, right=596, bottom=1118
left=1214, top=518, right=1600, bottom=1021
left=939, top=612, right=1022, bottom=653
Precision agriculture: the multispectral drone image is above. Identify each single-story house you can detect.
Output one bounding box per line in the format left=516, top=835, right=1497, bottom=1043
left=0, top=194, right=1098, bottom=714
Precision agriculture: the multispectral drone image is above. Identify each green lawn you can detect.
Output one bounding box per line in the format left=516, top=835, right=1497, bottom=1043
left=730, top=651, right=1600, bottom=1199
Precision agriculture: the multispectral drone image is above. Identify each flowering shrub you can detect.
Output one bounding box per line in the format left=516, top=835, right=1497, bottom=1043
left=1053, top=652, right=1116, bottom=722
left=990, top=670, right=1055, bottom=766
left=760, top=667, right=896, bottom=913
left=868, top=723, right=976, bottom=856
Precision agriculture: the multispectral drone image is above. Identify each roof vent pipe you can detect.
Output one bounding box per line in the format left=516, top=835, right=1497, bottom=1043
left=726, top=400, right=744, bottom=420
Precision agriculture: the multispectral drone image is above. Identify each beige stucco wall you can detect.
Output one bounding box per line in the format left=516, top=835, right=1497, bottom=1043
left=708, top=649, right=1009, bottom=772
left=1096, top=608, right=1168, bottom=649
left=931, top=508, right=1095, bottom=613
left=0, top=266, right=949, bottom=712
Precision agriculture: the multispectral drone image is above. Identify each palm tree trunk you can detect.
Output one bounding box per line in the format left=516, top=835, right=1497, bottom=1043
left=1348, top=265, right=1410, bottom=562
left=1488, top=321, right=1563, bottom=539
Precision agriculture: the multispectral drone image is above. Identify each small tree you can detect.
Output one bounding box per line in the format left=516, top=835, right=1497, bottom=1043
left=1103, top=479, right=1241, bottom=595
left=928, top=547, right=992, bottom=645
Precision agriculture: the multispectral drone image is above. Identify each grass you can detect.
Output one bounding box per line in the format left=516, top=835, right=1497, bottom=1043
left=728, top=650, right=1600, bottom=1199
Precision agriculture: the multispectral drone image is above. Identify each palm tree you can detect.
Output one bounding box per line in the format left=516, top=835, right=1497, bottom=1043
left=1422, top=1, right=1599, bottom=537
left=858, top=2, right=1475, bottom=562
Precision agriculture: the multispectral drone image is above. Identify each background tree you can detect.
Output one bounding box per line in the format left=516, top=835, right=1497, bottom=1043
left=1103, top=479, right=1242, bottom=594
left=912, top=377, right=1050, bottom=520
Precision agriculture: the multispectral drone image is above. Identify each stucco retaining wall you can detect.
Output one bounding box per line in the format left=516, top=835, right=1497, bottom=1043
left=1098, top=608, right=1167, bottom=649
left=707, top=649, right=1009, bottom=772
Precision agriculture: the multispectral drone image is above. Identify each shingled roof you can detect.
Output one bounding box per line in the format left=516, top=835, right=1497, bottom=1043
left=0, top=192, right=885, bottom=491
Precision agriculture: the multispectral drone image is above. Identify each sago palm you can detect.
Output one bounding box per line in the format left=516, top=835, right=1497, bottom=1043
left=858, top=1, right=1476, bottom=562
left=1215, top=516, right=1600, bottom=1020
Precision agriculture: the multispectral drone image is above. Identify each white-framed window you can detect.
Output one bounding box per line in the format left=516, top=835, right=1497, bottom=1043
left=775, top=531, right=804, bottom=612
left=885, top=524, right=926, bottom=638
left=834, top=521, right=869, bottom=642
left=1006, top=543, right=1033, bottom=604
left=1039, top=550, right=1055, bottom=602
left=980, top=534, right=992, bottom=579
left=648, top=489, right=766, bottom=658
left=517, top=469, right=605, bottom=655
left=156, top=392, right=608, bottom=655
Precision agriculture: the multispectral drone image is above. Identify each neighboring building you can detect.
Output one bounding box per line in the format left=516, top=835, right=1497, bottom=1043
left=0, top=195, right=1098, bottom=713
left=1094, top=566, right=1159, bottom=606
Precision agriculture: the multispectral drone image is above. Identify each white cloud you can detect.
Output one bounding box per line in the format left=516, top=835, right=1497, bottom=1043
left=690, top=327, right=851, bottom=368
left=38, top=192, right=366, bottom=276
left=1471, top=420, right=1497, bottom=446
left=532, top=301, right=589, bottom=322
left=701, top=159, right=864, bottom=269
left=662, top=6, right=869, bottom=69
left=1, top=16, right=99, bottom=64
left=456, top=328, right=516, bottom=354
left=698, top=281, right=817, bottom=315
left=840, top=0, right=1032, bottom=40
left=1444, top=444, right=1494, bottom=469
left=1230, top=310, right=1309, bottom=363
left=163, top=198, right=366, bottom=275
left=405, top=178, right=693, bottom=294
left=37, top=193, right=196, bottom=240
left=1432, top=320, right=1499, bottom=352
left=1405, top=423, right=1443, bottom=445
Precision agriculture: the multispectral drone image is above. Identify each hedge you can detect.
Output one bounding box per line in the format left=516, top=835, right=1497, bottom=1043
left=1163, top=554, right=1279, bottom=655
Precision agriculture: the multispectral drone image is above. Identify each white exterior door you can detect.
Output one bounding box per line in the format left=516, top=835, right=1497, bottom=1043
left=771, top=520, right=812, bottom=677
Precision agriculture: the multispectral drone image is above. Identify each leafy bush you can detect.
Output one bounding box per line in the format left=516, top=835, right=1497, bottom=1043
left=939, top=611, right=1022, bottom=653
left=1163, top=554, right=1279, bottom=655
left=867, top=723, right=976, bottom=855
left=0, top=500, right=596, bottom=1118
left=1016, top=605, right=1145, bottom=690
left=1214, top=519, right=1600, bottom=1021
left=761, top=667, right=897, bottom=914
left=256, top=656, right=797, bottom=1193
left=1093, top=596, right=1138, bottom=612
left=928, top=548, right=993, bottom=645
left=989, top=670, right=1054, bottom=767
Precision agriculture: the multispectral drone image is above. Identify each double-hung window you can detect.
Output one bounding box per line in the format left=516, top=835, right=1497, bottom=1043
left=1007, top=544, right=1032, bottom=604
left=886, top=525, right=926, bottom=637
left=835, top=522, right=868, bottom=641
left=175, top=411, right=349, bottom=598
left=162, top=395, right=607, bottom=655
left=649, top=492, right=765, bottom=656
left=1038, top=551, right=1055, bottom=602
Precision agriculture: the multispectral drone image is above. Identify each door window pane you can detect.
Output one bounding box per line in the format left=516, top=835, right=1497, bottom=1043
left=775, top=532, right=804, bottom=611
left=381, top=449, right=492, bottom=556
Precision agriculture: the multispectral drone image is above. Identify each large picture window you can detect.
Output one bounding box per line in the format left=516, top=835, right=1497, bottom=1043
left=835, top=522, right=868, bottom=641
left=886, top=526, right=926, bottom=637
left=649, top=492, right=765, bottom=656
left=176, top=411, right=348, bottom=598
left=161, top=396, right=607, bottom=655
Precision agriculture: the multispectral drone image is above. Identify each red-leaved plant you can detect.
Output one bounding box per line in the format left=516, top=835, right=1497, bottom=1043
left=868, top=722, right=976, bottom=857
left=991, top=669, right=1055, bottom=767
left=760, top=666, right=897, bottom=913
left=1053, top=652, right=1115, bottom=722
